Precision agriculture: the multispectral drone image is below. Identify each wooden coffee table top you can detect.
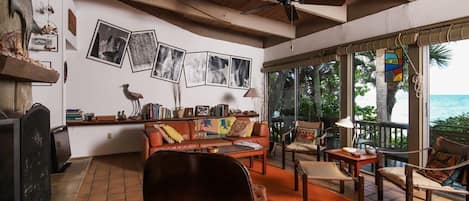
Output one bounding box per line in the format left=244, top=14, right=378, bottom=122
left=326, top=149, right=377, bottom=161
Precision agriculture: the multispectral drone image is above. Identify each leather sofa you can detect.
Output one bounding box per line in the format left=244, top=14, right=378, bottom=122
left=143, top=120, right=270, bottom=159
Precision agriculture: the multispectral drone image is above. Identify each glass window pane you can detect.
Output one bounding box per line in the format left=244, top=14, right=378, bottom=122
left=268, top=69, right=295, bottom=143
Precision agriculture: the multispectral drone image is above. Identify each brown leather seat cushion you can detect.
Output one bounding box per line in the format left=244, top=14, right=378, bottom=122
left=149, top=141, right=199, bottom=153
left=145, top=121, right=195, bottom=140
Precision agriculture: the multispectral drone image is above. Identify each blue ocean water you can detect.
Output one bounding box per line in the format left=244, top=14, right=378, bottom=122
left=430, top=95, right=469, bottom=122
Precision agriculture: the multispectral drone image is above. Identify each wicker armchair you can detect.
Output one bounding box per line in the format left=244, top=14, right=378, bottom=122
left=376, top=137, right=469, bottom=201
left=281, top=121, right=326, bottom=169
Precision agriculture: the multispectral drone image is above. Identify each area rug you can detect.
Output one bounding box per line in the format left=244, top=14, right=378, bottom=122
left=249, top=161, right=348, bottom=201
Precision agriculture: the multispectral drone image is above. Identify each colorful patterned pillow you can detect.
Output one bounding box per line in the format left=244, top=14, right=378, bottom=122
left=198, top=119, right=219, bottom=134
left=161, top=125, right=184, bottom=143
left=153, top=125, right=174, bottom=144
left=417, top=151, right=465, bottom=186
left=294, top=127, right=317, bottom=143
left=218, top=117, right=237, bottom=135
left=228, top=119, right=254, bottom=137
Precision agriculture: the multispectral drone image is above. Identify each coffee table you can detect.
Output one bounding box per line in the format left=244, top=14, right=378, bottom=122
left=325, top=149, right=378, bottom=189
left=196, top=145, right=267, bottom=175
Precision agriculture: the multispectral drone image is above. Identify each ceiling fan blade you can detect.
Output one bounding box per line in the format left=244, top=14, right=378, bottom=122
left=298, top=0, right=346, bottom=6
left=241, top=3, right=278, bottom=15
left=284, top=4, right=299, bottom=21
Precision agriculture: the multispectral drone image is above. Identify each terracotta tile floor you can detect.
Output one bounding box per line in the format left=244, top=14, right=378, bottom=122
left=59, top=149, right=464, bottom=201
left=51, top=157, right=91, bottom=201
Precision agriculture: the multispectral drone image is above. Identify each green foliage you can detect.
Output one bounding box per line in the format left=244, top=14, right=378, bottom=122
left=432, top=112, right=469, bottom=132
left=354, top=105, right=377, bottom=121
left=430, top=44, right=452, bottom=68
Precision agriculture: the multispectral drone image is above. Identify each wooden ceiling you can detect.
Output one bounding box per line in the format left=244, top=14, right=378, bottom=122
left=124, top=0, right=411, bottom=48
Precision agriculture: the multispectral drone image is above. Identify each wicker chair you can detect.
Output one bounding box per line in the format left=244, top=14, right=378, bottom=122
left=376, top=137, right=469, bottom=201
left=281, top=121, right=326, bottom=169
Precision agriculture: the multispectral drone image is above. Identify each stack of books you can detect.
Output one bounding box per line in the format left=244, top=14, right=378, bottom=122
left=210, top=104, right=229, bottom=117
left=66, top=109, right=83, bottom=121
left=142, top=103, right=173, bottom=120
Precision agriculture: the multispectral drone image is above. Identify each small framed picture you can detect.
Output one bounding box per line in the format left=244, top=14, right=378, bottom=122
left=28, top=33, right=58, bottom=52
left=195, top=105, right=210, bottom=117
left=184, top=108, right=194, bottom=117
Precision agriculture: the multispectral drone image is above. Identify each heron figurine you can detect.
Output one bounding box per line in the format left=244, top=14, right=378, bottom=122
left=121, top=84, right=143, bottom=117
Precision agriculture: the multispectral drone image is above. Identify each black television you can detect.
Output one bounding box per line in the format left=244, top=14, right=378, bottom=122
left=50, top=125, right=71, bottom=173
left=0, top=119, right=21, bottom=201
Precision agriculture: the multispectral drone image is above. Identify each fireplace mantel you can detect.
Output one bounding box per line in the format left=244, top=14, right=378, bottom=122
left=0, top=54, right=60, bottom=83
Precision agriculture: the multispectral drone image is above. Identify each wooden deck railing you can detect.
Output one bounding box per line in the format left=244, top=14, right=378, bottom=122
left=354, top=120, right=409, bottom=151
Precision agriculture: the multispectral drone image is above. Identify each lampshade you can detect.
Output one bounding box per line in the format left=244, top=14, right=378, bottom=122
left=335, top=116, right=354, bottom=128
left=243, top=88, right=259, bottom=98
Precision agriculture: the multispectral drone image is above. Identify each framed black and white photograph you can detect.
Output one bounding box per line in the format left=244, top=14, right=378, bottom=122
left=195, top=105, right=210, bottom=117
left=183, top=52, right=207, bottom=87
left=206, top=52, right=230, bottom=87
left=151, top=43, right=186, bottom=83
left=32, top=61, right=53, bottom=86
left=28, top=33, right=58, bottom=52
left=229, top=56, right=251, bottom=89
left=86, top=20, right=131, bottom=68
left=127, top=30, right=158, bottom=72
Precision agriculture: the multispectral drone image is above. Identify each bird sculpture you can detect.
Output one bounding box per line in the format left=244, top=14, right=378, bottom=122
left=8, top=0, right=40, bottom=51
left=121, top=84, right=143, bottom=117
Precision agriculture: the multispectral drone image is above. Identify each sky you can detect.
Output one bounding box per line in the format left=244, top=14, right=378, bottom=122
left=430, top=40, right=469, bottom=95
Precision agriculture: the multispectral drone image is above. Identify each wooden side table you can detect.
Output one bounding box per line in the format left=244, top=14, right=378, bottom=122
left=325, top=149, right=378, bottom=189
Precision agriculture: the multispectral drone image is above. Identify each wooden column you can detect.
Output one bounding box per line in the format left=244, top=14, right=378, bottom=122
left=339, top=55, right=352, bottom=147
left=407, top=45, right=423, bottom=165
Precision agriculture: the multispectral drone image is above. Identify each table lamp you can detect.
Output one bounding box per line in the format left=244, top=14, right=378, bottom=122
left=335, top=116, right=358, bottom=153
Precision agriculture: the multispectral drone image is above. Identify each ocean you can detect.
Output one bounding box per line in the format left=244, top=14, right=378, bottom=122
left=430, top=94, right=469, bottom=122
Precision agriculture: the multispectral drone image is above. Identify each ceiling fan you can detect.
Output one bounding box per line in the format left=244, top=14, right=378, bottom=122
left=241, top=0, right=346, bottom=21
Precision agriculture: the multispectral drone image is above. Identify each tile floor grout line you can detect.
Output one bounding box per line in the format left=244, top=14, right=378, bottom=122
left=105, top=161, right=111, bottom=201
left=123, top=158, right=128, bottom=201
left=86, top=158, right=96, bottom=201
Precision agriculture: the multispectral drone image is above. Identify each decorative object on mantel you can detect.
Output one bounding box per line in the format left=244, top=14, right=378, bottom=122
left=243, top=87, right=260, bottom=117
left=117, top=110, right=127, bottom=121
left=7, top=0, right=37, bottom=52
left=151, top=43, right=186, bottom=83
left=229, top=56, right=251, bottom=89
left=83, top=113, right=94, bottom=121
left=95, top=115, right=116, bottom=121
left=87, top=20, right=131, bottom=68
left=183, top=107, right=194, bottom=117
left=121, top=83, right=143, bottom=118
left=172, top=83, right=184, bottom=118
left=127, top=30, right=157, bottom=73
left=195, top=105, right=210, bottom=117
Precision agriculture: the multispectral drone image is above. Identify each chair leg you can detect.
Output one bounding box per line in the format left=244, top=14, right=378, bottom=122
left=316, top=149, right=320, bottom=161
left=294, top=161, right=299, bottom=191
left=302, top=173, right=308, bottom=201
left=292, top=152, right=296, bottom=162
left=425, top=190, right=432, bottom=201
left=377, top=172, right=383, bottom=201
left=282, top=148, right=286, bottom=169
left=405, top=166, right=414, bottom=201
left=358, top=176, right=365, bottom=201
left=339, top=180, right=344, bottom=194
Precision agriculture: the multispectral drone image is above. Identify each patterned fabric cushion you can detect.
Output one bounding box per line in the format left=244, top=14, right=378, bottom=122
left=228, top=119, right=254, bottom=137
left=417, top=151, right=464, bottom=186
left=217, top=117, right=237, bottom=135
left=197, top=119, right=219, bottom=134
left=294, top=127, right=317, bottom=143
left=154, top=125, right=175, bottom=144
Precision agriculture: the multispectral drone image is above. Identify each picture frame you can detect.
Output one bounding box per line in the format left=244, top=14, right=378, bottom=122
left=229, top=56, right=252, bottom=89
left=183, top=108, right=194, bottom=117
left=206, top=52, right=230, bottom=87
left=195, top=105, right=210, bottom=117
left=127, top=30, right=158, bottom=73
left=86, top=19, right=131, bottom=68
left=151, top=43, right=186, bottom=83
left=32, top=61, right=53, bottom=86
left=183, top=51, right=208, bottom=88
left=28, top=33, right=58, bottom=52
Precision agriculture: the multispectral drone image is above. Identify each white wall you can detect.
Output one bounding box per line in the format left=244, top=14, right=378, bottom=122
left=66, top=0, right=264, bottom=157
left=31, top=0, right=65, bottom=128
left=265, top=0, right=469, bottom=61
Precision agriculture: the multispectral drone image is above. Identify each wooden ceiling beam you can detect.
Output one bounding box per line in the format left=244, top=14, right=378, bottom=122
left=293, top=3, right=347, bottom=23
left=132, top=0, right=296, bottom=39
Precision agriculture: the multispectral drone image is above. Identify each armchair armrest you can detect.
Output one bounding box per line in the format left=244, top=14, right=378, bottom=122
left=281, top=128, right=295, bottom=143
left=405, top=160, right=469, bottom=171
left=377, top=147, right=432, bottom=155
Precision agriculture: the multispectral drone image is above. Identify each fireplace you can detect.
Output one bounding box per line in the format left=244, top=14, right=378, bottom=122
left=0, top=103, right=51, bottom=201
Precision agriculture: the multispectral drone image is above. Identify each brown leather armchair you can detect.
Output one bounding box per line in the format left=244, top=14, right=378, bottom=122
left=143, top=151, right=267, bottom=201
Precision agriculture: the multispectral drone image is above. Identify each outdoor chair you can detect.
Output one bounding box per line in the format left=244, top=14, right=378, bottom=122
left=143, top=150, right=267, bottom=201
left=281, top=121, right=326, bottom=169
left=376, top=136, right=469, bottom=201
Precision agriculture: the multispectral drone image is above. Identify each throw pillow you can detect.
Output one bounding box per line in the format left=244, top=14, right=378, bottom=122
left=294, top=127, right=317, bottom=143
left=228, top=119, right=254, bottom=137
left=161, top=125, right=184, bottom=143
left=417, top=151, right=465, bottom=186
left=218, top=117, right=237, bottom=135
left=153, top=125, right=175, bottom=144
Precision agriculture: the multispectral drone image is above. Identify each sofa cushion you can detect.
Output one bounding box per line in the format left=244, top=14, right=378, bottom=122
left=153, top=125, right=175, bottom=144
left=218, top=117, right=237, bottom=135
left=253, top=121, right=269, bottom=137
left=149, top=142, right=199, bottom=153
left=162, top=125, right=184, bottom=143
left=156, top=121, right=194, bottom=140
left=417, top=151, right=464, bottom=186
left=229, top=119, right=254, bottom=137
left=433, top=137, right=469, bottom=185
left=224, top=136, right=269, bottom=149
